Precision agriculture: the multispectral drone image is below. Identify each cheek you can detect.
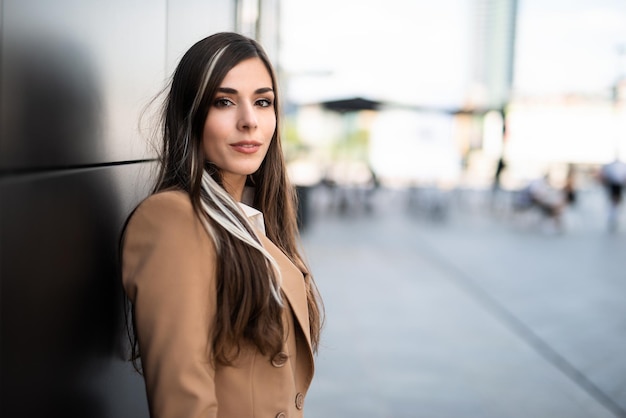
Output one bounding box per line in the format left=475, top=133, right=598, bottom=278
left=264, top=115, right=277, bottom=137
left=203, top=116, right=224, bottom=140
left=202, top=118, right=226, bottom=151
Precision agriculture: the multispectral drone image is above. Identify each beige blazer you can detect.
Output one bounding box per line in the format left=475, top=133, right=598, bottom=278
left=122, top=190, right=314, bottom=418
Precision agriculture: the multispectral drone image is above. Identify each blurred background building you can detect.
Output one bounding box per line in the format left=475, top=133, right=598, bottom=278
left=280, top=0, right=626, bottom=196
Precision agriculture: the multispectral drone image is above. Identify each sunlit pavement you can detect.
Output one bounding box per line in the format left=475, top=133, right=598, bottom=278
left=300, top=186, right=626, bottom=418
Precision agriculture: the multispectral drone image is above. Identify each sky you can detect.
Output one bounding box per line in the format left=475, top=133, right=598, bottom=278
left=278, top=0, right=626, bottom=107
left=515, top=0, right=626, bottom=97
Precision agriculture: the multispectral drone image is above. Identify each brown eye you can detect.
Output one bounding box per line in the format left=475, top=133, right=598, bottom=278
left=256, top=98, right=272, bottom=107
left=214, top=98, right=234, bottom=108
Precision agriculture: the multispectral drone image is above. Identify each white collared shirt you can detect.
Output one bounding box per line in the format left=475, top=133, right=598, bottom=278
left=239, top=186, right=266, bottom=235
left=238, top=202, right=266, bottom=236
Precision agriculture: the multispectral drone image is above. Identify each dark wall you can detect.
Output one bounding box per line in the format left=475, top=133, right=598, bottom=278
left=0, top=1, right=235, bottom=416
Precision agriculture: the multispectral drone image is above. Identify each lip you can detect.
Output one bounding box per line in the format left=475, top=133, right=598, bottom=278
left=230, top=141, right=262, bottom=154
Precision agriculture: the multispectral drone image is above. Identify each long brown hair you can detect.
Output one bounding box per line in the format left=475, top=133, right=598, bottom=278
left=133, top=32, right=322, bottom=366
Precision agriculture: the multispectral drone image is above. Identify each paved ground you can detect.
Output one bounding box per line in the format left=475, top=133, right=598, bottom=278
left=299, top=185, right=626, bottom=418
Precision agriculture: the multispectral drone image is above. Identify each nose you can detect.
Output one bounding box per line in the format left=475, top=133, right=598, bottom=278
left=237, top=102, right=258, bottom=130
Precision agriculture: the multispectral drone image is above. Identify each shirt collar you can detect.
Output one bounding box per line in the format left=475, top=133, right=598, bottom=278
left=239, top=186, right=265, bottom=235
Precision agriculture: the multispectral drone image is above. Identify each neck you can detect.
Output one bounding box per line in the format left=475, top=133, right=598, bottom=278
left=222, top=173, right=246, bottom=202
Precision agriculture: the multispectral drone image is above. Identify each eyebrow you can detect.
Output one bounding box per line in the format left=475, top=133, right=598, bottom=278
left=217, top=87, right=274, bottom=95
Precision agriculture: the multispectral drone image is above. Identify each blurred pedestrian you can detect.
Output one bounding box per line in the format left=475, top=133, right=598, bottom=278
left=525, top=173, right=566, bottom=233
left=491, top=155, right=507, bottom=213
left=120, top=32, right=323, bottom=417
left=563, top=163, right=577, bottom=206
left=598, top=157, right=626, bottom=231
left=493, top=155, right=506, bottom=191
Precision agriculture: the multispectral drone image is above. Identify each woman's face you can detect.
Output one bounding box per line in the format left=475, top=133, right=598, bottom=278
left=202, top=57, right=276, bottom=193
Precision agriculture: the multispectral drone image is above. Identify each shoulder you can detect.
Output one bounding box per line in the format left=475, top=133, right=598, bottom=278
left=132, top=189, right=194, bottom=221
left=127, top=190, right=196, bottom=232
left=122, top=190, right=217, bottom=295
left=123, top=189, right=212, bottom=251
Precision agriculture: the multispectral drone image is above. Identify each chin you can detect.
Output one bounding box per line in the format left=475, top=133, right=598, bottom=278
left=232, top=166, right=262, bottom=177
left=239, top=162, right=265, bottom=175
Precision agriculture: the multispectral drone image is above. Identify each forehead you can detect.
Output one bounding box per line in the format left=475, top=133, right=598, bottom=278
left=220, top=57, right=273, bottom=88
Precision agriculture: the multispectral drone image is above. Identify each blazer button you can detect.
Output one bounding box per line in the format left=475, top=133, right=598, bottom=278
left=271, top=351, right=288, bottom=368
left=295, top=392, right=305, bottom=410
left=275, top=412, right=286, bottom=418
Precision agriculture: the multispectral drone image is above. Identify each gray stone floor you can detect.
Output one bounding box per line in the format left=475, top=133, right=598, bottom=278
left=300, top=186, right=626, bottom=418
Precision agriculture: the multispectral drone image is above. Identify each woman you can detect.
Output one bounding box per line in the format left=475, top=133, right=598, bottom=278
left=121, top=32, right=323, bottom=418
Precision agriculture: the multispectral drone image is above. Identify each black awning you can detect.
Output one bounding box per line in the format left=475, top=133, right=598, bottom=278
left=320, top=97, right=382, bottom=112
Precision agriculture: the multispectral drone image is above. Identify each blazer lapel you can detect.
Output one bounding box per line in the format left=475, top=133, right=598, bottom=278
left=257, top=233, right=312, bottom=352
